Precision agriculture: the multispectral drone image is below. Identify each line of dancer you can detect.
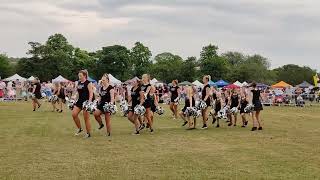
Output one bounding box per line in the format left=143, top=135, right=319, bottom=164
left=30, top=70, right=264, bottom=139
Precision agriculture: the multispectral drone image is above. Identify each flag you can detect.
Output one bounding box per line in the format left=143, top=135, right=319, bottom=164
left=313, top=74, right=319, bottom=87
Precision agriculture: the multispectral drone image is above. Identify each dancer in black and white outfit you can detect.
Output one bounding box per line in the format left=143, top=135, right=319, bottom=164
left=127, top=79, right=144, bottom=135
left=228, top=90, right=240, bottom=127
left=179, top=86, right=196, bottom=129
left=169, top=80, right=180, bottom=119
left=239, top=94, right=249, bottom=128
left=72, top=70, right=94, bottom=138
left=250, top=82, right=263, bottom=131
left=31, top=77, right=42, bottom=111
left=201, top=75, right=211, bottom=129
left=141, top=74, right=154, bottom=133
left=94, top=74, right=115, bottom=137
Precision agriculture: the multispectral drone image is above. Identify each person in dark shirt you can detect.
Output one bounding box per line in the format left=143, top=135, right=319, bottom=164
left=141, top=74, right=154, bottom=133
left=201, top=75, right=211, bottom=129
left=31, top=77, right=42, bottom=111
left=179, top=86, right=196, bottom=129
left=239, top=94, right=249, bottom=128
left=53, top=82, right=65, bottom=113
left=228, top=90, right=240, bottom=127
left=127, top=79, right=144, bottom=135
left=94, top=74, right=115, bottom=137
left=72, top=70, right=94, bottom=138
left=250, top=82, right=263, bottom=131
left=169, top=80, right=180, bottom=119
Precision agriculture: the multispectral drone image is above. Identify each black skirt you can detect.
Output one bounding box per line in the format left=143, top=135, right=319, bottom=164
left=97, top=103, right=105, bottom=112
left=253, top=101, right=263, bottom=111
left=35, top=93, right=42, bottom=99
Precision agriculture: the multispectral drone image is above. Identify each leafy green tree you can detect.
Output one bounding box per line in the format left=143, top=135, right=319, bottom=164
left=0, top=54, right=13, bottom=79
left=130, top=42, right=152, bottom=77
left=221, top=51, right=245, bottom=67
left=96, top=45, right=131, bottom=81
left=273, top=64, right=316, bottom=85
left=151, top=52, right=184, bottom=83
left=180, top=56, right=198, bottom=82
left=16, top=57, right=40, bottom=78
left=199, top=44, right=230, bottom=81
left=22, top=34, right=75, bottom=81
left=71, top=48, right=96, bottom=80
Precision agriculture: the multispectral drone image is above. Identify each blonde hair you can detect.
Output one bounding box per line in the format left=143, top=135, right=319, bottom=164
left=172, top=80, right=178, bottom=85
left=204, top=75, right=211, bottom=81
left=79, top=69, right=88, bottom=79
left=142, top=74, right=150, bottom=82
left=102, top=73, right=109, bottom=81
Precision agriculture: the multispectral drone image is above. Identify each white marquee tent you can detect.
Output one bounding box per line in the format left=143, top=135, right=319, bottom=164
left=150, top=78, right=159, bottom=85
left=242, top=81, right=249, bottom=87
left=28, top=76, right=35, bottom=81
left=52, top=75, right=70, bottom=83
left=192, top=80, right=203, bottom=87
left=3, top=74, right=27, bottom=81
left=108, top=74, right=122, bottom=85
left=233, top=81, right=243, bottom=87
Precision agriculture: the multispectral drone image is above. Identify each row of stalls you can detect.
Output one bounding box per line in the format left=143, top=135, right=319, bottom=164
left=2, top=74, right=316, bottom=90
left=1, top=74, right=123, bottom=86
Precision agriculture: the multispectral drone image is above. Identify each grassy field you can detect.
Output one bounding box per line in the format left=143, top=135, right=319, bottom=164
left=0, top=101, right=320, bottom=180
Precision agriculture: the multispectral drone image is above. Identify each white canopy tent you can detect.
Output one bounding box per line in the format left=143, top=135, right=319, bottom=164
left=3, top=74, right=27, bottom=81
left=233, top=81, right=243, bottom=87
left=28, top=76, right=35, bottom=81
left=192, top=80, right=203, bottom=87
left=242, top=81, right=249, bottom=87
left=108, top=74, right=122, bottom=85
left=150, top=78, right=159, bottom=85
left=52, top=75, right=69, bottom=83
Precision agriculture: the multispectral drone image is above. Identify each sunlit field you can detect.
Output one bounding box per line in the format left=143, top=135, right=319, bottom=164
left=0, top=101, right=319, bottom=180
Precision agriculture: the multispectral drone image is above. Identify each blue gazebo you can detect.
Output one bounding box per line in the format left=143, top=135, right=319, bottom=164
left=88, top=77, right=97, bottom=83
left=215, top=80, right=229, bottom=87
left=208, top=80, right=216, bottom=87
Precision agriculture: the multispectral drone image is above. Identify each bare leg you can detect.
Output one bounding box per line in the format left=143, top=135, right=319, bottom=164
left=32, top=99, right=36, bottom=110
left=179, top=111, right=187, bottom=122
left=127, top=111, right=135, bottom=124
left=173, top=105, right=178, bottom=118
left=52, top=102, right=57, bottom=111
left=202, top=108, right=208, bottom=126
left=169, top=103, right=174, bottom=116
left=252, top=112, right=257, bottom=128
left=105, top=113, right=111, bottom=135
left=256, top=111, right=262, bottom=128
left=133, top=114, right=140, bottom=132
left=94, top=110, right=103, bottom=125
left=234, top=114, right=237, bottom=126
left=145, top=108, right=153, bottom=130
left=83, top=110, right=91, bottom=134
left=72, top=107, right=82, bottom=129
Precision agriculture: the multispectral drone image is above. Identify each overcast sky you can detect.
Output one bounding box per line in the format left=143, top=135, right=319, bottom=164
left=0, top=0, right=319, bottom=70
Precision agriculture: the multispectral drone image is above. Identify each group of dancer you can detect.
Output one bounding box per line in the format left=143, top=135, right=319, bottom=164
left=70, top=71, right=159, bottom=138
left=30, top=70, right=264, bottom=139
left=169, top=75, right=263, bottom=131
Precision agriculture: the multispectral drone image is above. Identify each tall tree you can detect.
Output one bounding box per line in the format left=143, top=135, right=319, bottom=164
left=0, top=54, right=12, bottom=79
left=21, top=34, right=75, bottom=81
left=221, top=51, right=245, bottom=67
left=151, top=52, right=184, bottom=83
left=71, top=48, right=96, bottom=80
left=130, top=42, right=152, bottom=77
left=180, top=56, right=198, bottom=82
left=96, top=45, right=131, bottom=81
left=273, top=64, right=316, bottom=85
left=199, top=44, right=229, bottom=81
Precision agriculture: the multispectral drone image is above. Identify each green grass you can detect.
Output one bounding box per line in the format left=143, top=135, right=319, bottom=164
left=0, top=101, right=320, bottom=180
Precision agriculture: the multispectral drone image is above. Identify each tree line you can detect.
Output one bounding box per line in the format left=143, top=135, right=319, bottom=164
left=0, top=33, right=317, bottom=85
